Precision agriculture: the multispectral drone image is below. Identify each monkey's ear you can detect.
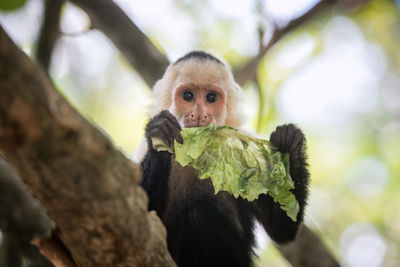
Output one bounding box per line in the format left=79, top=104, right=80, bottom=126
left=150, top=68, right=177, bottom=117
left=150, top=79, right=167, bottom=116
left=224, top=82, right=245, bottom=128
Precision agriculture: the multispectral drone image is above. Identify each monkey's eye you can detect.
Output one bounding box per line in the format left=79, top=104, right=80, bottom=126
left=183, top=91, right=194, bottom=101
left=206, top=93, right=217, bottom=103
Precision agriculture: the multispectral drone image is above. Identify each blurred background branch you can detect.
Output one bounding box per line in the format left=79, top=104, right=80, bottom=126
left=35, top=0, right=64, bottom=71
left=234, top=0, right=338, bottom=86
left=278, top=225, right=339, bottom=267
left=70, top=0, right=170, bottom=87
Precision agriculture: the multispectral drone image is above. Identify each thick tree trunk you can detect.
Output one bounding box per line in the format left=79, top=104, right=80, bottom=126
left=0, top=25, right=175, bottom=266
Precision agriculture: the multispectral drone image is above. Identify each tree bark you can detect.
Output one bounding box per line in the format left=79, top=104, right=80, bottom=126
left=0, top=25, right=175, bottom=266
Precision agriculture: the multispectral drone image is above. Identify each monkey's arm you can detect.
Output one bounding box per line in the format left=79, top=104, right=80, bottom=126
left=140, top=111, right=183, bottom=217
left=253, top=124, right=309, bottom=244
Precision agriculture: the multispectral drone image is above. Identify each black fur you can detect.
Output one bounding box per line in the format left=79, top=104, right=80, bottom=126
left=140, top=111, right=309, bottom=266
left=174, top=51, right=223, bottom=65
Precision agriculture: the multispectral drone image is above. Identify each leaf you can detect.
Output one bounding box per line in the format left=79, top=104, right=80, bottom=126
left=152, top=123, right=299, bottom=221
left=0, top=0, right=27, bottom=12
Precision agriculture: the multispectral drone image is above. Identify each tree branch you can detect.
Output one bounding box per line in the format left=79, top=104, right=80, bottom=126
left=233, top=0, right=337, bottom=86
left=69, top=0, right=170, bottom=87
left=35, top=0, right=65, bottom=71
left=0, top=25, right=175, bottom=266
left=278, top=224, right=339, bottom=267
left=0, top=156, right=54, bottom=266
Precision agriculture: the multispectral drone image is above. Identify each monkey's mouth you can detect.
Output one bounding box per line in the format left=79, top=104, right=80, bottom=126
left=183, top=121, right=214, bottom=128
left=182, top=118, right=214, bottom=128
left=184, top=124, right=208, bottom=128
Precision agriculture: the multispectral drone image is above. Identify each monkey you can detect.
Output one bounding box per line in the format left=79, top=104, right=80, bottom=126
left=140, top=51, right=309, bottom=267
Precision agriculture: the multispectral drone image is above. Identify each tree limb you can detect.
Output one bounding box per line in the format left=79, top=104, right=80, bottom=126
left=233, top=0, right=337, bottom=86
left=0, top=25, right=175, bottom=266
left=278, top=224, right=339, bottom=267
left=69, top=0, right=170, bottom=87
left=0, top=235, right=23, bottom=267
left=0, top=156, right=54, bottom=266
left=32, top=233, right=77, bottom=267
left=35, top=0, right=65, bottom=71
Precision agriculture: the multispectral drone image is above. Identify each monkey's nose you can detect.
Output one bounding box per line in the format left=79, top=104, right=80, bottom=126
left=190, top=113, right=207, bottom=122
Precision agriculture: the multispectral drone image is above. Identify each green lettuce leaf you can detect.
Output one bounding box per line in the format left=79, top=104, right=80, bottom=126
left=152, top=123, right=299, bottom=221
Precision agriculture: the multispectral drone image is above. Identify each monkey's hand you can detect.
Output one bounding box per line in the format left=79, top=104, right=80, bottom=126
left=270, top=124, right=306, bottom=174
left=270, top=124, right=309, bottom=217
left=256, top=124, right=308, bottom=243
left=145, top=110, right=184, bottom=151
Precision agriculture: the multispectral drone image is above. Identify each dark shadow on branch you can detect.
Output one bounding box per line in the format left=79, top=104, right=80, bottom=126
left=0, top=156, right=54, bottom=267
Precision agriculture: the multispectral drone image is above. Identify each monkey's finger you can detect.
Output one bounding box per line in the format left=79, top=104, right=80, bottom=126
left=149, top=128, right=171, bottom=148
left=290, top=129, right=304, bottom=154
left=270, top=127, right=283, bottom=151
left=160, top=110, right=182, bottom=130
left=281, top=125, right=289, bottom=151
left=270, top=131, right=279, bottom=149
left=159, top=110, right=183, bottom=144
left=164, top=119, right=184, bottom=145
left=148, top=117, right=174, bottom=147
left=176, top=132, right=184, bottom=144
left=286, top=124, right=296, bottom=151
left=158, top=119, right=175, bottom=147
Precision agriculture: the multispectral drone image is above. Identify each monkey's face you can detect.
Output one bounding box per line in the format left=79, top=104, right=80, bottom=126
left=173, top=81, right=226, bottom=128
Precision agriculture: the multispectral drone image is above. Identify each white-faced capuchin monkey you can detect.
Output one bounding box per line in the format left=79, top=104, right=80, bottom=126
left=140, top=51, right=309, bottom=267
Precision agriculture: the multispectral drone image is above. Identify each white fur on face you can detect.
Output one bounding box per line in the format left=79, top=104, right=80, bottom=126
left=136, top=55, right=244, bottom=162
left=151, top=57, right=244, bottom=128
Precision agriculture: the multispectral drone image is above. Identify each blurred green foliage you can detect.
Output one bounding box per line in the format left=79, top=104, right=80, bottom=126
left=0, top=0, right=27, bottom=12
left=252, top=1, right=400, bottom=265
